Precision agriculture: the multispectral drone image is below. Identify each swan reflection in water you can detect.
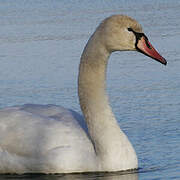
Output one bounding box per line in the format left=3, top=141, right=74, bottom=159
left=0, top=171, right=138, bottom=180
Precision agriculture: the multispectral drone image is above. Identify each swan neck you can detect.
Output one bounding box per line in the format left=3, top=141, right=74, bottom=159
left=78, top=33, right=121, bottom=155
left=78, top=30, right=137, bottom=170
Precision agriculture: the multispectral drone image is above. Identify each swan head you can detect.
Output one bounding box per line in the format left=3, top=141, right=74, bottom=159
left=97, top=15, right=167, bottom=65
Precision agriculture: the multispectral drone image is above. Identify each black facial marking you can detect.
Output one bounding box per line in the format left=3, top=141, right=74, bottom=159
left=127, top=27, right=133, bottom=32
left=127, top=28, right=151, bottom=50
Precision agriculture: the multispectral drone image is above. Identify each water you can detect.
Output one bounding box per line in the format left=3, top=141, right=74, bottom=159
left=0, top=0, right=179, bottom=179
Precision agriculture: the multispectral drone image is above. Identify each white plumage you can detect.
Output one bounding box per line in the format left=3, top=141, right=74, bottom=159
left=0, top=15, right=166, bottom=174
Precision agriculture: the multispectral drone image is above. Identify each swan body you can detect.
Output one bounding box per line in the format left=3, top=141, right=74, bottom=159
left=0, top=104, right=97, bottom=173
left=0, top=15, right=166, bottom=174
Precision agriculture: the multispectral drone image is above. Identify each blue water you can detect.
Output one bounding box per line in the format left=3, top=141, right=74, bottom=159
left=0, top=0, right=179, bottom=179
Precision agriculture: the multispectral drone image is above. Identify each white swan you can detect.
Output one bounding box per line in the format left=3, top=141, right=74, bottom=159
left=0, top=15, right=166, bottom=174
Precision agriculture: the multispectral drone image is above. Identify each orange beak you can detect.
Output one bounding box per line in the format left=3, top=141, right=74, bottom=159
left=136, top=36, right=167, bottom=65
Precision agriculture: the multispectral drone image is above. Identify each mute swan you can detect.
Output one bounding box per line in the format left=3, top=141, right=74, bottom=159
left=0, top=15, right=166, bottom=174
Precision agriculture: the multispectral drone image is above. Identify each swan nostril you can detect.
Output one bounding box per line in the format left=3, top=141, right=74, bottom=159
left=145, top=39, right=151, bottom=49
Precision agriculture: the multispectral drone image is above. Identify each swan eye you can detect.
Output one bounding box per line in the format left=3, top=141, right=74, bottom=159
left=127, top=28, right=133, bottom=32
